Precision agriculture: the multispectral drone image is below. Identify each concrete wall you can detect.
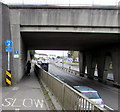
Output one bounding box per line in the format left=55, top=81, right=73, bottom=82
left=118, top=2, right=120, bottom=110
left=0, top=3, right=12, bottom=86
left=19, top=34, right=27, bottom=81
left=10, top=9, right=21, bottom=84
left=0, top=3, right=2, bottom=111
left=0, top=6, right=28, bottom=85
left=10, top=9, right=27, bottom=84
left=20, top=8, right=118, bottom=32
left=20, top=8, right=118, bottom=26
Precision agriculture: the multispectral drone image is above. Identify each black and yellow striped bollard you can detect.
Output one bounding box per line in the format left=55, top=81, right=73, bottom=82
left=6, top=70, right=12, bottom=85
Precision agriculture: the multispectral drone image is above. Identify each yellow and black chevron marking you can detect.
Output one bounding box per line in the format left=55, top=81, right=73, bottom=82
left=6, top=71, right=11, bottom=85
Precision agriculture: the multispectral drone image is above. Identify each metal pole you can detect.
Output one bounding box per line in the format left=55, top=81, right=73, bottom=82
left=62, top=51, right=64, bottom=67
left=8, top=52, right=10, bottom=71
left=6, top=51, right=11, bottom=86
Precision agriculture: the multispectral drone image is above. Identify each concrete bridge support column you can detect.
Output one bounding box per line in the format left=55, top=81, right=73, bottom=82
left=111, top=46, right=120, bottom=85
left=103, top=56, right=111, bottom=83
left=11, top=26, right=27, bottom=84
left=0, top=3, right=3, bottom=111
left=79, top=52, right=86, bottom=77
left=11, top=24, right=21, bottom=85
left=96, top=51, right=105, bottom=82
left=86, top=52, right=96, bottom=79
left=19, top=35, right=28, bottom=79
left=10, top=9, right=27, bottom=84
left=0, top=3, right=12, bottom=86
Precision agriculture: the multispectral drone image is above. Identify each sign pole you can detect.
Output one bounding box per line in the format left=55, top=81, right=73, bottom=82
left=5, top=40, right=12, bottom=86
left=8, top=52, right=10, bottom=71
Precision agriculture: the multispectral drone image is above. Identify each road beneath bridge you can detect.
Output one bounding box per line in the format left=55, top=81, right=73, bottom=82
left=48, top=63, right=118, bottom=110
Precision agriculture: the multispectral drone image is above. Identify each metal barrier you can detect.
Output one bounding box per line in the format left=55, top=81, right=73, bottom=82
left=54, top=63, right=79, bottom=75
left=34, top=64, right=107, bottom=111
left=54, top=63, right=118, bottom=88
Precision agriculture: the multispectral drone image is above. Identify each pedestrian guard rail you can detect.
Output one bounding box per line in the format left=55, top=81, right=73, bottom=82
left=34, top=64, right=108, bottom=112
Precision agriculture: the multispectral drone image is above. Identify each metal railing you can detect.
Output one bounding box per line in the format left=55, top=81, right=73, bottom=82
left=34, top=64, right=107, bottom=111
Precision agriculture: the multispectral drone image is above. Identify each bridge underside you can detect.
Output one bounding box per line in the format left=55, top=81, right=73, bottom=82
left=21, top=32, right=119, bottom=50
left=21, top=31, right=120, bottom=86
left=1, top=3, right=120, bottom=87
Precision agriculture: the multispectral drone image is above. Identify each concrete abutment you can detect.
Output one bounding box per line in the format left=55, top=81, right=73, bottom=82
left=1, top=3, right=12, bottom=86
left=79, top=47, right=120, bottom=85
left=111, top=46, right=120, bottom=85
left=1, top=3, right=28, bottom=86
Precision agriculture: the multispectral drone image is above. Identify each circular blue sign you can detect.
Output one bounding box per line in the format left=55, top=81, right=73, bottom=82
left=5, top=40, right=12, bottom=47
left=14, top=50, right=19, bottom=54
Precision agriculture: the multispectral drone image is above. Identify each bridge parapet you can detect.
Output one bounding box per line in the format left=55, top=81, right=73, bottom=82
left=9, top=6, right=119, bottom=27
left=34, top=64, right=107, bottom=111
left=20, top=25, right=119, bottom=33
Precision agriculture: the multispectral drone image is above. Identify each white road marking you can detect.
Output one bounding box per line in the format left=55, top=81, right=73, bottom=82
left=105, top=105, right=114, bottom=110
left=2, top=98, right=45, bottom=108
left=23, top=98, right=33, bottom=107
left=11, top=98, right=21, bottom=107
left=2, top=98, right=13, bottom=107
left=15, top=108, right=20, bottom=112
left=12, top=87, right=19, bottom=91
left=34, top=99, right=44, bottom=108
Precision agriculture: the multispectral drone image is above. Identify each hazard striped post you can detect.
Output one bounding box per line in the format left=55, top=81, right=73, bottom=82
left=5, top=40, right=13, bottom=86
left=6, top=70, right=12, bottom=85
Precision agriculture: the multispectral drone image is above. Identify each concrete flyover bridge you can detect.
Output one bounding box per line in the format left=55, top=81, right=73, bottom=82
left=0, top=3, right=120, bottom=86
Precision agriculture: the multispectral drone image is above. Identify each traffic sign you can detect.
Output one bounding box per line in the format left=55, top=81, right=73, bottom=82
left=14, top=50, right=19, bottom=54
left=5, top=40, right=12, bottom=47
left=6, top=47, right=12, bottom=52
left=14, top=54, right=19, bottom=58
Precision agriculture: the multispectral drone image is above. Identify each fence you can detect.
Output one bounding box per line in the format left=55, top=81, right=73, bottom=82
left=34, top=64, right=107, bottom=111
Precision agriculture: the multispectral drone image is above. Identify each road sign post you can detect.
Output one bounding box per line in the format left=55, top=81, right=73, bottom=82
left=5, top=40, right=12, bottom=86
left=8, top=52, right=10, bottom=71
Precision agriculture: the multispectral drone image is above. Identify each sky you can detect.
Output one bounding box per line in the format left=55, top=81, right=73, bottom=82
left=35, top=50, right=68, bottom=56
left=0, top=0, right=120, bottom=6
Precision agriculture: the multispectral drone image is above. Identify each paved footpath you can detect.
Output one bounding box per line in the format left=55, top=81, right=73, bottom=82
left=2, top=70, right=49, bottom=111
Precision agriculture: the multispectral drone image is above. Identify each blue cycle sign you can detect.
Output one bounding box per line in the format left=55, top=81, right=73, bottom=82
left=5, top=40, right=12, bottom=47
left=5, top=40, right=13, bottom=52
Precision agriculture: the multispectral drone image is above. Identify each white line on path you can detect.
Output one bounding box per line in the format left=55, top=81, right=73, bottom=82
left=12, top=87, right=19, bottom=91
left=15, top=108, right=20, bottom=112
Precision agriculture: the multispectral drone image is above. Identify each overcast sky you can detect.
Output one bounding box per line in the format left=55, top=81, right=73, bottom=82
left=0, top=0, right=120, bottom=6
left=35, top=50, right=68, bottom=56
